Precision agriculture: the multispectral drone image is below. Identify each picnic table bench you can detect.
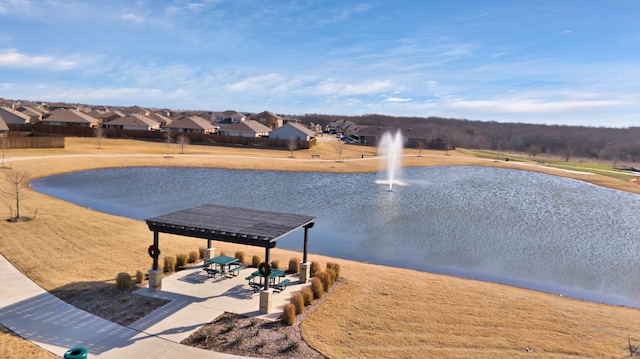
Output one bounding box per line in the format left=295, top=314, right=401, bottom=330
left=227, top=264, right=244, bottom=277
left=245, top=271, right=291, bottom=292
left=273, top=279, right=291, bottom=293
left=203, top=267, right=220, bottom=278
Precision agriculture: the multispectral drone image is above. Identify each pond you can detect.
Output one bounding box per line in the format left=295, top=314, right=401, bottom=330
left=31, top=166, right=640, bottom=307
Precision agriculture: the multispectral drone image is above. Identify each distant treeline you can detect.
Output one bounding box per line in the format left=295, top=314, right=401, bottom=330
left=298, top=114, right=640, bottom=164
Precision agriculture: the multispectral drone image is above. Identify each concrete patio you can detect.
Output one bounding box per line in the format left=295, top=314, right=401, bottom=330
left=132, top=263, right=311, bottom=343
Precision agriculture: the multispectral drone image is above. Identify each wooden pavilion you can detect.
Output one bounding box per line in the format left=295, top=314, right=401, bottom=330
left=145, top=204, right=316, bottom=296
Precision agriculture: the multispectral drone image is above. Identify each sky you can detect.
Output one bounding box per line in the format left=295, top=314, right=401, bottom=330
left=0, top=1, right=639, bottom=128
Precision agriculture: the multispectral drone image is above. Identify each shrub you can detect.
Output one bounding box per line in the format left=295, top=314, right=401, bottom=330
left=163, top=256, right=176, bottom=273
left=310, top=277, right=324, bottom=299
left=327, top=262, right=341, bottom=279
left=198, top=246, right=206, bottom=260
left=270, top=259, right=280, bottom=270
left=251, top=255, right=261, bottom=268
left=326, top=268, right=337, bottom=284
left=316, top=271, right=331, bottom=291
left=176, top=253, right=189, bottom=268
left=281, top=303, right=296, bottom=326
left=310, top=261, right=320, bottom=276
left=235, top=251, right=246, bottom=265
left=135, top=269, right=144, bottom=284
left=116, top=272, right=132, bottom=290
left=301, top=286, right=314, bottom=306
left=284, top=340, right=299, bottom=353
left=290, top=292, right=304, bottom=315
left=288, top=257, right=300, bottom=274
left=219, top=250, right=227, bottom=257
left=188, top=250, right=200, bottom=263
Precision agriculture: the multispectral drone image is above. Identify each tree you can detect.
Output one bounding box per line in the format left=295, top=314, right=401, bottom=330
left=1, top=134, right=7, bottom=168
left=335, top=140, right=345, bottom=163
left=287, top=139, right=297, bottom=158
left=164, top=129, right=174, bottom=157
left=94, top=126, right=105, bottom=149
left=177, top=134, right=189, bottom=154
left=416, top=140, right=425, bottom=157
left=3, top=169, right=30, bottom=220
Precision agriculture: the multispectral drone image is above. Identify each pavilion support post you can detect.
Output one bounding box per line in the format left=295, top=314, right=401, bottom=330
left=259, top=289, right=273, bottom=314
left=300, top=223, right=313, bottom=283
left=152, top=231, right=159, bottom=271
left=203, top=247, right=215, bottom=261
left=264, top=247, right=271, bottom=290
left=259, top=245, right=274, bottom=313
left=303, top=225, right=310, bottom=263
left=149, top=231, right=163, bottom=292
left=300, top=262, right=311, bottom=283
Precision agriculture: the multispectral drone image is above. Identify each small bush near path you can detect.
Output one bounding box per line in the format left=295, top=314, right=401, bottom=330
left=271, top=259, right=280, bottom=269
left=188, top=250, right=200, bottom=263
left=310, top=277, right=324, bottom=299
left=135, top=270, right=144, bottom=285
left=301, top=287, right=314, bottom=306
left=176, top=253, right=189, bottom=268
left=290, top=292, right=304, bottom=315
left=281, top=303, right=296, bottom=326
left=310, top=261, right=320, bottom=276
left=251, top=255, right=261, bottom=268
left=163, top=256, right=176, bottom=273
left=288, top=257, right=300, bottom=274
left=115, top=272, right=132, bottom=290
left=235, top=251, right=246, bottom=265
left=315, top=271, right=331, bottom=292
left=326, top=262, right=341, bottom=279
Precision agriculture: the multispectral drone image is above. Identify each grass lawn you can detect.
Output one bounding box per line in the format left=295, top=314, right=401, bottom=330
left=1, top=137, right=640, bottom=358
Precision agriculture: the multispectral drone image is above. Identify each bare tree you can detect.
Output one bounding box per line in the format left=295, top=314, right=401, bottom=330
left=2, top=169, right=29, bottom=220
left=1, top=134, right=7, bottom=168
left=416, top=140, right=425, bottom=157
left=287, top=139, right=297, bottom=158
left=177, top=134, right=189, bottom=154
left=164, top=129, right=174, bottom=158
left=335, top=140, right=345, bottom=163
left=94, top=126, right=105, bottom=149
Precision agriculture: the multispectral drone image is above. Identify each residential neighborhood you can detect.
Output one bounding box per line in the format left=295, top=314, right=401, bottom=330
left=0, top=98, right=451, bottom=151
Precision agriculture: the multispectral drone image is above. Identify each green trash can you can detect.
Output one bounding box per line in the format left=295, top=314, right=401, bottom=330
left=63, top=347, right=88, bottom=359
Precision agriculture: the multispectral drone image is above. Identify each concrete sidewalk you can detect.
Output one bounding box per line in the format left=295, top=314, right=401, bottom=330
left=0, top=254, right=252, bottom=358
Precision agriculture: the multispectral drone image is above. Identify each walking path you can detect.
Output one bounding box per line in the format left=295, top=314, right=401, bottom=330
left=0, top=254, right=303, bottom=358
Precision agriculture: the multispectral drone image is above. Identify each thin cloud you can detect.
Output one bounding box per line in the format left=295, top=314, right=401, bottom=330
left=444, top=99, right=630, bottom=114
left=226, top=73, right=288, bottom=93
left=384, top=97, right=412, bottom=103
left=313, top=79, right=394, bottom=96
left=0, top=49, right=77, bottom=70
left=120, top=13, right=144, bottom=23
left=318, top=4, right=371, bottom=25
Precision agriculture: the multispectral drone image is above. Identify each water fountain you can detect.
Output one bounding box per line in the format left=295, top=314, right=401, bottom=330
left=377, top=131, right=404, bottom=191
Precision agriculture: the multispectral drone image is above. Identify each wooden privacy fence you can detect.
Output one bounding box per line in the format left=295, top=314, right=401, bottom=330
left=27, top=124, right=315, bottom=149
left=2, top=136, right=65, bottom=149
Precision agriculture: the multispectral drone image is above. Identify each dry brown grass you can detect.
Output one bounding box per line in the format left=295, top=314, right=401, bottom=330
left=2, top=137, right=640, bottom=358
left=0, top=325, right=58, bottom=359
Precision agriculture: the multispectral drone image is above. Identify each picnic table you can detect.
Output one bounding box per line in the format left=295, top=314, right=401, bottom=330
left=203, top=255, right=242, bottom=278
left=246, top=269, right=291, bottom=293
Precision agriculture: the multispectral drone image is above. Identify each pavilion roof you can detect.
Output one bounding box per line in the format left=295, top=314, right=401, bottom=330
left=145, top=204, right=315, bottom=248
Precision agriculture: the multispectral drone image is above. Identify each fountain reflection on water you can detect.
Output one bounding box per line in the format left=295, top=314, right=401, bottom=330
left=376, top=131, right=406, bottom=191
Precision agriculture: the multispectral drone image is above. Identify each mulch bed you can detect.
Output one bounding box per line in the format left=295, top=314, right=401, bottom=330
left=51, top=285, right=170, bottom=327
left=180, top=280, right=344, bottom=358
